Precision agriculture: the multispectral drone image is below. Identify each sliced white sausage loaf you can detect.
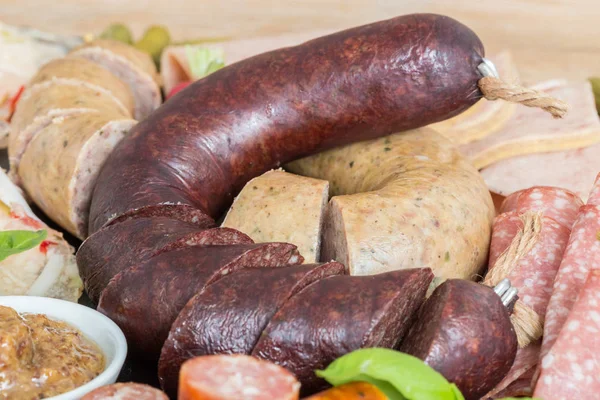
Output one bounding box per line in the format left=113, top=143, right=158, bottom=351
left=222, top=169, right=329, bottom=263
left=28, top=57, right=134, bottom=114
left=287, top=127, right=495, bottom=280
left=9, top=79, right=131, bottom=180
left=69, top=39, right=160, bottom=120
left=18, top=111, right=137, bottom=239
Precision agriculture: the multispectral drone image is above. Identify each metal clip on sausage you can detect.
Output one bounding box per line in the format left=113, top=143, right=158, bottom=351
left=493, top=278, right=519, bottom=311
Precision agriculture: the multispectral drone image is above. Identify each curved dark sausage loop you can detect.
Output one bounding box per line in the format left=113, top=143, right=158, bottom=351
left=89, top=13, right=485, bottom=233
left=98, top=243, right=302, bottom=360
left=251, top=268, right=434, bottom=396
left=399, top=279, right=518, bottom=400
left=77, top=217, right=252, bottom=303
left=157, top=261, right=346, bottom=397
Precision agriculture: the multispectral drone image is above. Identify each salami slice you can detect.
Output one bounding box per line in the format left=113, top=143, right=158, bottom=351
left=586, top=172, right=600, bottom=206
left=534, top=270, right=600, bottom=400
left=499, top=187, right=583, bottom=229
left=485, top=341, right=540, bottom=398
left=99, top=243, right=302, bottom=360
left=81, top=383, right=168, bottom=399
left=490, top=367, right=535, bottom=399
left=177, top=355, right=300, bottom=400
left=539, top=204, right=600, bottom=362
left=158, top=262, right=344, bottom=396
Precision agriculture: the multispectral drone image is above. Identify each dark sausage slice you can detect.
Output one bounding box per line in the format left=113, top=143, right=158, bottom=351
left=106, top=203, right=214, bottom=229
left=98, top=243, right=303, bottom=361
left=158, top=261, right=345, bottom=396
left=89, top=14, right=485, bottom=233
left=77, top=216, right=252, bottom=303
left=399, top=279, right=517, bottom=400
left=251, top=268, right=434, bottom=395
left=81, top=383, right=168, bottom=399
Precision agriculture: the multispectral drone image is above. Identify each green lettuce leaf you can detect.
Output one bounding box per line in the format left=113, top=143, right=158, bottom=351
left=185, top=45, right=225, bottom=80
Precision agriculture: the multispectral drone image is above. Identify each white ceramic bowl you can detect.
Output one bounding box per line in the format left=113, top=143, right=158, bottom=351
left=0, top=296, right=128, bottom=400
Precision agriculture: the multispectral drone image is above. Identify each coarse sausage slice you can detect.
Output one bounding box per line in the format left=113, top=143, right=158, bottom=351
left=27, top=57, right=135, bottom=115
left=77, top=217, right=249, bottom=303
left=88, top=14, right=486, bottom=234
left=81, top=383, right=168, bottom=400
left=499, top=186, right=583, bottom=230
left=158, top=262, right=344, bottom=396
left=17, top=111, right=137, bottom=239
left=222, top=169, right=329, bottom=263
left=177, top=355, right=300, bottom=400
left=251, top=268, right=433, bottom=395
left=98, top=243, right=303, bottom=361
left=534, top=270, right=600, bottom=400
left=398, top=279, right=517, bottom=400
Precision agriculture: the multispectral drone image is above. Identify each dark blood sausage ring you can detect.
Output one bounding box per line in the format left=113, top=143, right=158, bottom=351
left=88, top=13, right=486, bottom=231
left=77, top=13, right=515, bottom=398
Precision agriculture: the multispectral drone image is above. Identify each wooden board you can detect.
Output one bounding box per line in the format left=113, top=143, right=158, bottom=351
left=1, top=0, right=599, bottom=84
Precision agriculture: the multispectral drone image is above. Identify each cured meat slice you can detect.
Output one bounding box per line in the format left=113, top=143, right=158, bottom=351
left=534, top=270, right=600, bottom=400
left=222, top=169, right=329, bottom=263
left=81, top=383, right=168, bottom=400
left=499, top=186, right=583, bottom=230
left=99, top=243, right=304, bottom=360
left=459, top=80, right=600, bottom=169
left=158, top=262, right=343, bottom=396
left=481, top=143, right=600, bottom=203
left=177, top=355, right=300, bottom=400
left=485, top=341, right=540, bottom=398
left=77, top=217, right=246, bottom=304
left=586, top=172, right=600, bottom=206
left=490, top=367, right=535, bottom=399
left=540, top=204, right=600, bottom=362
left=251, top=268, right=433, bottom=395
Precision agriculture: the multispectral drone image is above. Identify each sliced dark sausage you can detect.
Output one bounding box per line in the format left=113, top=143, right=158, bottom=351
left=98, top=243, right=303, bottom=361
left=251, top=268, right=434, bottom=395
left=89, top=14, right=485, bottom=233
left=157, top=261, right=345, bottom=396
left=399, top=279, right=517, bottom=400
left=77, top=216, right=252, bottom=303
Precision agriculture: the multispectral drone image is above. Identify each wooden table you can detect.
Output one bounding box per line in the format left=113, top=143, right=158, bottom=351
left=1, top=0, right=600, bottom=84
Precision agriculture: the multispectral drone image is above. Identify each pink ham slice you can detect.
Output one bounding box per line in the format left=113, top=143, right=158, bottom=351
left=534, top=270, right=600, bottom=400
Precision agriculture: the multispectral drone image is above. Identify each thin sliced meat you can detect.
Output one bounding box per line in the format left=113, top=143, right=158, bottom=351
left=81, top=383, right=168, bottom=400
left=99, top=243, right=303, bottom=360
left=481, top=143, right=600, bottom=203
left=485, top=341, right=540, bottom=398
left=252, top=268, right=433, bottom=395
left=499, top=186, right=583, bottom=229
left=586, top=172, right=600, bottom=206
left=459, top=80, right=600, bottom=169
left=158, top=262, right=344, bottom=395
left=540, top=204, right=600, bottom=362
left=534, top=270, right=600, bottom=400
left=77, top=217, right=242, bottom=304
left=177, top=355, right=300, bottom=400
left=490, top=368, right=535, bottom=399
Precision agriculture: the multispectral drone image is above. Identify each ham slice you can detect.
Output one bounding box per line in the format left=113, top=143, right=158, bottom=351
left=459, top=80, right=600, bottom=169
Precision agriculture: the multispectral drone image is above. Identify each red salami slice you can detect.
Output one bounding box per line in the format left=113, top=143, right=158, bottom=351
left=534, top=270, right=600, bottom=400
left=499, top=187, right=583, bottom=229
left=485, top=341, right=540, bottom=398
left=540, top=204, right=600, bottom=362
left=81, top=383, right=168, bottom=400
left=178, top=355, right=300, bottom=400
left=490, top=367, right=535, bottom=399
left=488, top=211, right=570, bottom=318
left=586, top=172, right=600, bottom=206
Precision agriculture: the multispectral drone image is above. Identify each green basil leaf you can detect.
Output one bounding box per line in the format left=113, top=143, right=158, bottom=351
left=185, top=45, right=225, bottom=80
left=316, top=348, right=462, bottom=400
left=0, top=230, right=47, bottom=262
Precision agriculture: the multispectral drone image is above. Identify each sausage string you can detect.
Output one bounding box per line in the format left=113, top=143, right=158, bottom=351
left=478, top=59, right=568, bottom=119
